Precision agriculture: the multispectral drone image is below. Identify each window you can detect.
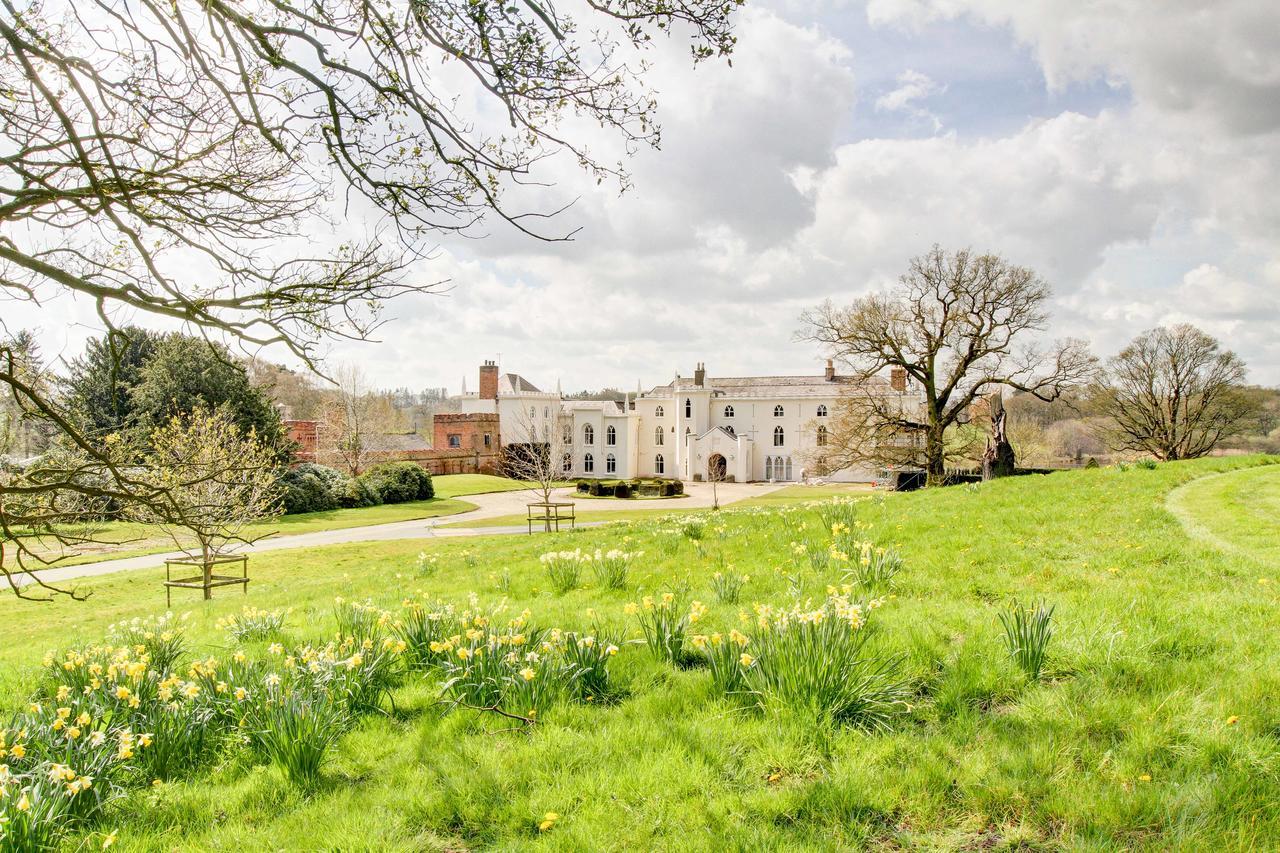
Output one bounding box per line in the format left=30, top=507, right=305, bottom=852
left=725, top=425, right=735, bottom=437
left=773, top=425, right=785, bottom=446
left=606, top=425, right=617, bottom=446
left=530, top=406, right=536, bottom=419
left=765, top=457, right=773, bottom=479
left=723, top=404, right=734, bottom=418
left=773, top=404, right=784, bottom=417
left=785, top=457, right=793, bottom=480
left=684, top=398, right=692, bottom=418
left=654, top=426, right=664, bottom=446
left=544, top=406, right=550, bottom=418
left=606, top=453, right=617, bottom=473
left=584, top=453, right=594, bottom=473
left=655, top=405, right=664, bottom=418
left=583, top=424, right=594, bottom=445
left=562, top=453, right=572, bottom=474
left=563, top=423, right=573, bottom=444
left=817, top=404, right=828, bottom=417
left=448, top=434, right=461, bottom=448
left=655, top=454, right=665, bottom=474
left=817, top=425, right=828, bottom=446
left=483, top=433, right=492, bottom=448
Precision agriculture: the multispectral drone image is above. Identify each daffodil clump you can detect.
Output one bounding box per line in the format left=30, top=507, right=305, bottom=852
left=624, top=593, right=705, bottom=665
left=430, top=606, right=621, bottom=714
left=734, top=589, right=910, bottom=730
left=688, top=629, right=752, bottom=693
left=540, top=549, right=587, bottom=593
left=216, top=606, right=290, bottom=642
left=709, top=568, right=749, bottom=605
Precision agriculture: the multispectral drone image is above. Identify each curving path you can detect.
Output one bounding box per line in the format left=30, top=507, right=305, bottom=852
left=1166, top=463, right=1280, bottom=567
left=11, top=481, right=790, bottom=590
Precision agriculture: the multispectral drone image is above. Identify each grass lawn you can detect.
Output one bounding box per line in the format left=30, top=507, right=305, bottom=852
left=3, top=455, right=1280, bottom=849
left=4, top=474, right=528, bottom=568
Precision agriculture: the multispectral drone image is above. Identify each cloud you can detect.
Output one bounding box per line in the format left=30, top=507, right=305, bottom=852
left=874, top=69, right=943, bottom=129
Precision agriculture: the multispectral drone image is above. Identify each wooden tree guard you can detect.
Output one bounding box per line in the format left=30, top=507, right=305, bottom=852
left=527, top=501, right=576, bottom=534
left=164, top=554, right=249, bottom=606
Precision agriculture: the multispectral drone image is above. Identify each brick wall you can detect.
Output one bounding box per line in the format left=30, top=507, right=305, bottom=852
left=284, top=413, right=502, bottom=475
left=479, top=360, right=499, bottom=400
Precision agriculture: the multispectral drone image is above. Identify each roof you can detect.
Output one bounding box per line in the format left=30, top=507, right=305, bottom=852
left=562, top=400, right=625, bottom=414
left=642, top=374, right=888, bottom=399
left=376, top=433, right=432, bottom=452
left=498, top=373, right=543, bottom=394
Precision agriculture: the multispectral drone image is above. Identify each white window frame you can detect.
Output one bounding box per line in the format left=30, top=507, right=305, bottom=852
left=606, top=425, right=617, bottom=446
left=773, top=404, right=784, bottom=417
left=773, top=425, right=785, bottom=446
left=723, top=404, right=734, bottom=418
left=655, top=453, right=665, bottom=474
left=606, top=453, right=617, bottom=474
left=654, top=426, right=664, bottom=446
left=583, top=424, right=594, bottom=445
left=583, top=453, right=594, bottom=473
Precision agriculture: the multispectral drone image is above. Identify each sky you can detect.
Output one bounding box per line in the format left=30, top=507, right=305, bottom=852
left=12, top=0, right=1280, bottom=393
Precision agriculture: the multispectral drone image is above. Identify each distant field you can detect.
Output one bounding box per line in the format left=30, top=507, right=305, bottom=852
left=5, top=456, right=1279, bottom=850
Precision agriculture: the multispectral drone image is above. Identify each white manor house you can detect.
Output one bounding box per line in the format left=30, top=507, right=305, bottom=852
left=459, top=360, right=919, bottom=483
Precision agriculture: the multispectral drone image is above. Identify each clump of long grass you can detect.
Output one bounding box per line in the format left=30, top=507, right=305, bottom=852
left=590, top=548, right=638, bottom=590
left=625, top=592, right=703, bottom=665
left=999, top=599, right=1054, bottom=682
left=540, top=549, right=586, bottom=593
left=242, top=685, right=351, bottom=787
left=710, top=569, right=748, bottom=605
left=740, top=592, right=910, bottom=730
left=217, top=606, right=289, bottom=643
left=690, top=629, right=751, bottom=694
left=842, top=542, right=903, bottom=591
left=815, top=497, right=859, bottom=532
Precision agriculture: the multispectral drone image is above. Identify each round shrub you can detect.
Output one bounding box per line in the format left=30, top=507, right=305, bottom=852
left=278, top=469, right=334, bottom=514
left=338, top=476, right=382, bottom=508
left=359, top=461, right=434, bottom=504
left=614, top=482, right=631, bottom=499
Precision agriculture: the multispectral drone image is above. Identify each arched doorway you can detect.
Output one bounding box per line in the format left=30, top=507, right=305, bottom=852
left=708, top=453, right=727, bottom=481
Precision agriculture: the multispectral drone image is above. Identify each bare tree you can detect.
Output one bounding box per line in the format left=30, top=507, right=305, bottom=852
left=130, top=407, right=282, bottom=571
left=1095, top=324, right=1257, bottom=460
left=0, top=0, right=738, bottom=597
left=502, top=406, right=571, bottom=519
left=314, top=365, right=402, bottom=476
left=800, top=246, right=1096, bottom=485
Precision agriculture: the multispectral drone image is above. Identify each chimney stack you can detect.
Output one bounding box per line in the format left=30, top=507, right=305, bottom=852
left=824, top=359, right=835, bottom=381
left=479, top=360, right=499, bottom=400
left=694, top=362, right=706, bottom=387
left=890, top=366, right=907, bottom=393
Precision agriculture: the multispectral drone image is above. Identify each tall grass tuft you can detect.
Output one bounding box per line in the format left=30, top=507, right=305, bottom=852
left=626, top=592, right=701, bottom=666
left=540, top=549, right=585, bottom=593
left=815, top=497, right=859, bottom=533
left=710, top=569, right=748, bottom=604
left=843, top=543, right=903, bottom=591
left=999, top=599, right=1054, bottom=682
left=217, top=606, right=288, bottom=643
left=743, top=593, right=909, bottom=730
left=243, top=686, right=351, bottom=788
left=590, top=549, right=637, bottom=590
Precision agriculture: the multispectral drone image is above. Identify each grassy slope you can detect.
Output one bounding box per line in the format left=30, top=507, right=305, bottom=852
left=6, top=474, right=528, bottom=568
left=4, top=456, right=1280, bottom=850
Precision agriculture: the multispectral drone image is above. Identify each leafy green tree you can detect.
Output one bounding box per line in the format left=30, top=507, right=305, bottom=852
left=63, top=328, right=163, bottom=436
left=128, top=336, right=287, bottom=455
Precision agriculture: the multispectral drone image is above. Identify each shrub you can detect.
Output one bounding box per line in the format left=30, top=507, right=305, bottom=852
left=360, top=461, right=433, bottom=504
left=278, top=468, right=337, bottom=514
left=1000, top=599, right=1054, bottom=682
left=742, top=593, right=909, bottom=730
left=576, top=480, right=591, bottom=494
left=614, top=482, right=631, bottom=499
left=588, top=480, right=602, bottom=496
left=337, top=475, right=381, bottom=508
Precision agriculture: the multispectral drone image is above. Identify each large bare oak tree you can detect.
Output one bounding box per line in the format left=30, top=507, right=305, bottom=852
left=1095, top=324, right=1256, bottom=460
left=0, top=0, right=739, bottom=598
left=800, top=246, right=1096, bottom=485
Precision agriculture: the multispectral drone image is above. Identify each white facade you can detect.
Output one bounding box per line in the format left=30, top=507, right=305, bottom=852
left=460, top=363, right=919, bottom=483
